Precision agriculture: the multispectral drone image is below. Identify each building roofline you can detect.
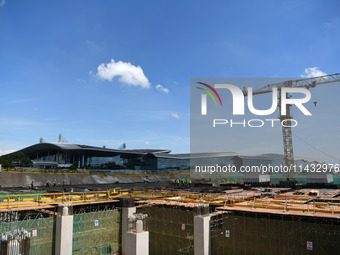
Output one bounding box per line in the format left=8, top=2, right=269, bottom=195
left=16, top=143, right=169, bottom=158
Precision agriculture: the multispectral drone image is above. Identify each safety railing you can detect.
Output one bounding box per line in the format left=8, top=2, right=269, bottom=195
left=2, top=187, right=340, bottom=215
left=0, top=188, right=128, bottom=209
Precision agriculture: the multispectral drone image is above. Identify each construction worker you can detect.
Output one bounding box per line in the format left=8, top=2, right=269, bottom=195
left=31, top=179, right=34, bottom=190
left=63, top=179, right=66, bottom=187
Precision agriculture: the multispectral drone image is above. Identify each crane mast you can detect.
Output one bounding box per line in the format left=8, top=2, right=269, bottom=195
left=244, top=73, right=340, bottom=181
left=278, top=88, right=294, bottom=181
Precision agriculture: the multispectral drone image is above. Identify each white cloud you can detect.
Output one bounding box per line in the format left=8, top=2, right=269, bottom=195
left=0, top=0, right=5, bottom=7
left=171, top=112, right=179, bottom=119
left=96, top=59, right=150, bottom=88
left=144, top=141, right=150, bottom=145
left=155, top=84, right=169, bottom=93
left=301, top=67, right=327, bottom=78
left=0, top=149, right=15, bottom=156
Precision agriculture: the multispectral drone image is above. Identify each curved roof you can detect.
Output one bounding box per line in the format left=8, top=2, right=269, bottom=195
left=143, top=151, right=239, bottom=160
left=15, top=143, right=323, bottom=163
left=18, top=143, right=169, bottom=158
left=239, top=153, right=324, bottom=163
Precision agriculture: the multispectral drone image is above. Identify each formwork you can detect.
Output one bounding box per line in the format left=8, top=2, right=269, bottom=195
left=138, top=205, right=194, bottom=255
left=211, top=210, right=340, bottom=255
left=0, top=211, right=55, bottom=255
left=72, top=203, right=121, bottom=255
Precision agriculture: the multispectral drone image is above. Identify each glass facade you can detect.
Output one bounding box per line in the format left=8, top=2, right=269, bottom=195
left=87, top=156, right=122, bottom=167
left=20, top=143, right=327, bottom=172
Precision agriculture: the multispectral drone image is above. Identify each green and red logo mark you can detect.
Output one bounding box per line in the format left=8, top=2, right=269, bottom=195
left=196, top=82, right=222, bottom=106
left=197, top=82, right=222, bottom=115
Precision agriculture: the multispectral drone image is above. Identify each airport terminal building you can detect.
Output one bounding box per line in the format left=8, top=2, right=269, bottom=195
left=17, top=142, right=171, bottom=169
left=15, top=142, right=324, bottom=172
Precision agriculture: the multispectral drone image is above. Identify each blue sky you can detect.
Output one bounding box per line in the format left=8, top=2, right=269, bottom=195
left=0, top=0, right=339, bottom=162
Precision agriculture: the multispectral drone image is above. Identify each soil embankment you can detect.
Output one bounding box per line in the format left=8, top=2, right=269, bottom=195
left=0, top=171, right=191, bottom=188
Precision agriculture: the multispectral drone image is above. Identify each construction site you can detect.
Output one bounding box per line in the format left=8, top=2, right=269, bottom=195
left=2, top=0, right=340, bottom=253
left=0, top=75, right=339, bottom=255
left=0, top=178, right=339, bottom=255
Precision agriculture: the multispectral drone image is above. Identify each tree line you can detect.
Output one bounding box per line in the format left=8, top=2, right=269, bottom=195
left=0, top=152, right=32, bottom=168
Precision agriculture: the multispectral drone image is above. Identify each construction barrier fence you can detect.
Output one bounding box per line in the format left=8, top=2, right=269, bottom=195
left=211, top=211, right=340, bottom=255
left=72, top=208, right=121, bottom=255
left=138, top=205, right=194, bottom=255
left=0, top=216, right=55, bottom=255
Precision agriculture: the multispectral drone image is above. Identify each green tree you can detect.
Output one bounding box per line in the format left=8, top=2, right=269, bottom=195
left=0, top=152, right=32, bottom=168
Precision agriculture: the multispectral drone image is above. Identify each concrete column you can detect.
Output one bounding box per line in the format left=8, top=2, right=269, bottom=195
left=194, top=206, right=210, bottom=255
left=125, top=216, right=149, bottom=255
left=121, top=197, right=149, bottom=255
left=55, top=204, right=73, bottom=255
left=126, top=219, right=149, bottom=255
left=126, top=231, right=149, bottom=255
left=122, top=198, right=137, bottom=255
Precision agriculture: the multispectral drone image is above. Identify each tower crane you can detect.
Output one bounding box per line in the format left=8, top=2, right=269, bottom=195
left=243, top=73, right=340, bottom=181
